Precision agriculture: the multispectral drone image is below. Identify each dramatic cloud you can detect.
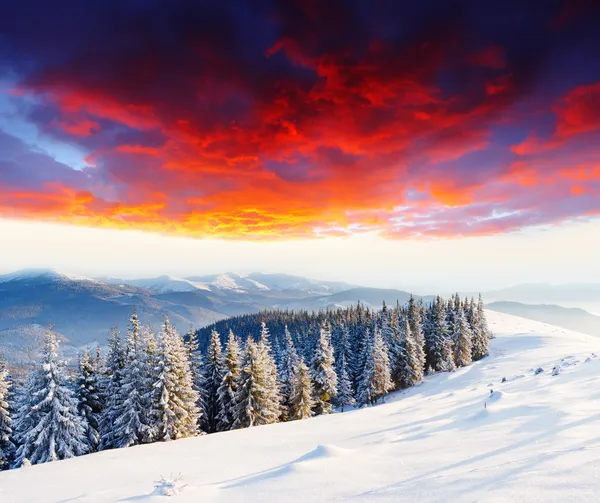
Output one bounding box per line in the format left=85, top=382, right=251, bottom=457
left=0, top=1, right=599, bottom=238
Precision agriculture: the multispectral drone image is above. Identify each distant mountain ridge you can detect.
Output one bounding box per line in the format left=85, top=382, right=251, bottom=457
left=480, top=283, right=600, bottom=314
left=486, top=301, right=600, bottom=337
left=0, top=269, right=418, bottom=363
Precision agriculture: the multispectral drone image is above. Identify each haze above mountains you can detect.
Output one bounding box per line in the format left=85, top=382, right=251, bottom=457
left=1, top=268, right=599, bottom=364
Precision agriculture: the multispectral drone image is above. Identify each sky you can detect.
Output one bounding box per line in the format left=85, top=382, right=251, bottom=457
left=0, top=1, right=599, bottom=290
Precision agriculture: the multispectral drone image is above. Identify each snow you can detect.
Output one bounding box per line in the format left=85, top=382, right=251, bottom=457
left=0, top=268, right=99, bottom=284
left=2, top=310, right=600, bottom=502
left=104, top=275, right=211, bottom=293
left=209, top=274, right=244, bottom=292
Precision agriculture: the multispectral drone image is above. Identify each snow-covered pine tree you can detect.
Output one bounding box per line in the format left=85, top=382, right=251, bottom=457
left=279, top=325, right=299, bottom=420
left=151, top=317, right=200, bottom=441
left=394, top=317, right=423, bottom=388
left=216, top=329, right=241, bottom=431
left=336, top=324, right=354, bottom=382
left=75, top=347, right=103, bottom=452
left=184, top=328, right=208, bottom=433
left=112, top=310, right=154, bottom=448
left=204, top=330, right=225, bottom=433
left=471, top=294, right=491, bottom=360
left=98, top=326, right=125, bottom=450
left=0, top=357, right=14, bottom=470
left=427, top=297, right=455, bottom=372
left=12, top=328, right=88, bottom=466
left=356, top=327, right=393, bottom=406
left=256, top=322, right=282, bottom=419
left=232, top=339, right=280, bottom=428
left=335, top=351, right=355, bottom=412
left=407, top=295, right=426, bottom=374
left=288, top=357, right=314, bottom=420
left=452, top=305, right=473, bottom=367
left=310, top=322, right=337, bottom=415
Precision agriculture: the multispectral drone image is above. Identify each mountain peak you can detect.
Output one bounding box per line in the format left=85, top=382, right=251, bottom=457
left=0, top=268, right=95, bottom=283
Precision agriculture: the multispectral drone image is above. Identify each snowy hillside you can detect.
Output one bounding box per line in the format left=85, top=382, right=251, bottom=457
left=2, top=310, right=599, bottom=502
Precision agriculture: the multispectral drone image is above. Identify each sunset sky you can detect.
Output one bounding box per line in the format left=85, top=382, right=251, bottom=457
left=0, top=1, right=599, bottom=289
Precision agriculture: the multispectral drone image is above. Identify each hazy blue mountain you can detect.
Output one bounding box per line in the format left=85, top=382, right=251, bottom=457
left=482, top=283, right=600, bottom=314
left=0, top=269, right=415, bottom=363
left=486, top=301, right=600, bottom=337
left=0, top=270, right=224, bottom=364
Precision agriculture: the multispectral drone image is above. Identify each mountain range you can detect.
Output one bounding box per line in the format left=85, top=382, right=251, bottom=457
left=0, top=269, right=422, bottom=363
left=3, top=269, right=600, bottom=364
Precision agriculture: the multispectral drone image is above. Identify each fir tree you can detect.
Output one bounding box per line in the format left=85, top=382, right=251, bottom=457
left=233, top=339, right=280, bottom=428
left=335, top=351, right=355, bottom=412
left=289, top=357, right=314, bottom=420
left=98, top=326, right=125, bottom=450
left=356, top=328, right=393, bottom=406
left=408, top=295, right=427, bottom=374
left=453, top=306, right=473, bottom=367
left=151, top=318, right=200, bottom=441
left=471, top=294, right=491, bottom=360
left=216, top=330, right=241, bottom=431
left=12, top=328, right=88, bottom=466
left=185, top=328, right=207, bottom=433
left=279, top=325, right=299, bottom=420
left=256, top=322, right=282, bottom=419
left=0, top=357, right=14, bottom=470
left=310, top=323, right=337, bottom=415
left=112, top=310, right=154, bottom=448
left=394, top=317, right=423, bottom=388
left=204, top=330, right=225, bottom=433
left=427, top=298, right=455, bottom=372
left=75, top=347, right=103, bottom=452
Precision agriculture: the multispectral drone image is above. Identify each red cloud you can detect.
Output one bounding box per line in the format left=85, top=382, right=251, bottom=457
left=1, top=4, right=600, bottom=240
left=554, top=82, right=600, bottom=138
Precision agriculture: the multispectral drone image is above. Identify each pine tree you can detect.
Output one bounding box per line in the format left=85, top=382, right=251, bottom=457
left=335, top=351, right=355, bottom=412
left=471, top=294, right=491, bottom=360
left=185, top=328, right=207, bottom=433
left=453, top=306, right=473, bottom=367
left=427, top=298, right=455, bottom=372
left=216, top=330, right=241, bottom=431
left=288, top=357, right=314, bottom=420
left=394, top=317, right=423, bottom=388
left=0, top=357, right=14, bottom=470
left=151, top=318, right=200, bottom=441
left=98, top=326, right=125, bottom=450
left=204, top=330, right=225, bottom=433
left=310, top=323, right=338, bottom=415
left=112, top=310, right=154, bottom=448
left=12, top=328, right=88, bottom=466
left=256, top=322, right=282, bottom=419
left=75, top=348, right=103, bottom=452
left=279, top=325, right=299, bottom=420
left=356, top=328, right=393, bottom=406
left=232, top=339, right=280, bottom=428
left=408, top=295, right=427, bottom=374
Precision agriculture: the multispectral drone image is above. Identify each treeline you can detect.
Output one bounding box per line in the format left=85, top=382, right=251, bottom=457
left=0, top=294, right=490, bottom=470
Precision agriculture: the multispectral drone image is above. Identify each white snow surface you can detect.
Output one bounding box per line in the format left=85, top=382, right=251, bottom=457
left=2, top=310, right=600, bottom=502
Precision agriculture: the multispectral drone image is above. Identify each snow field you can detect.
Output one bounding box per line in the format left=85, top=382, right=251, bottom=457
left=1, top=310, right=600, bottom=502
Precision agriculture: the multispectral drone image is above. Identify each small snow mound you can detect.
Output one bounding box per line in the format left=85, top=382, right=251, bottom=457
left=153, top=474, right=186, bottom=496
left=487, top=390, right=505, bottom=403
left=295, top=444, right=351, bottom=463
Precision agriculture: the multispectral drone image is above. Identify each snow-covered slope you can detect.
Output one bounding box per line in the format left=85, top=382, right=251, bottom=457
left=2, top=311, right=600, bottom=502
left=103, top=275, right=211, bottom=293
